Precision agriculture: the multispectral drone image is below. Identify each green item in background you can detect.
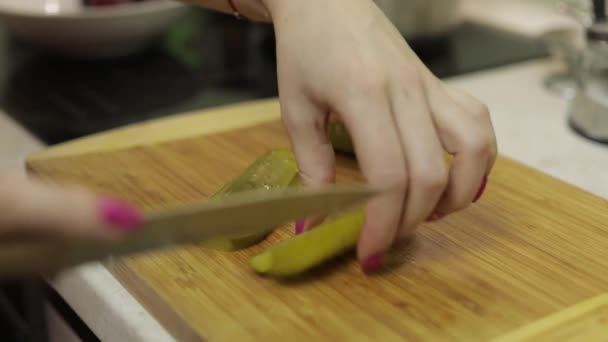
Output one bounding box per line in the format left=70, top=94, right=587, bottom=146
left=164, top=10, right=207, bottom=69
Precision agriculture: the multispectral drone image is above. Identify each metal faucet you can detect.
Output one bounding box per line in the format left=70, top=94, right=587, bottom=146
left=568, top=0, right=608, bottom=143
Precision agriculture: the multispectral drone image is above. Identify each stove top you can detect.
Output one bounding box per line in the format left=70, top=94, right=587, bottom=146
left=0, top=10, right=547, bottom=145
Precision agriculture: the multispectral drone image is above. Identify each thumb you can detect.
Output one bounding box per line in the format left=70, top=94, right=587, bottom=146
left=0, top=175, right=143, bottom=241
left=281, top=96, right=336, bottom=234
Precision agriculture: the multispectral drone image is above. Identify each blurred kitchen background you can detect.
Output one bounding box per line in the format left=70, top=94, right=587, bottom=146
left=0, top=0, right=576, bottom=146
left=0, top=0, right=597, bottom=341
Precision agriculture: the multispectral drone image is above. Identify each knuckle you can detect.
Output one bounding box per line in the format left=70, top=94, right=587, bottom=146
left=336, top=60, right=388, bottom=100
left=280, top=103, right=303, bottom=127
left=280, top=106, right=322, bottom=134
left=461, top=132, right=494, bottom=157
left=350, top=75, right=386, bottom=99
left=410, top=159, right=449, bottom=193
left=458, top=109, right=495, bottom=157
left=280, top=108, right=298, bottom=131
left=469, top=101, right=491, bottom=122
left=399, top=65, right=421, bottom=85
left=372, top=168, right=408, bottom=189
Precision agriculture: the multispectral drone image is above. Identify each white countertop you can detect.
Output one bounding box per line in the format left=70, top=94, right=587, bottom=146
left=2, top=1, right=607, bottom=341
left=0, top=115, right=175, bottom=341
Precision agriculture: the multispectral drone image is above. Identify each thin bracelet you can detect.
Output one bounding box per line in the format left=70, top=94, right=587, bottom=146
left=227, top=0, right=242, bottom=19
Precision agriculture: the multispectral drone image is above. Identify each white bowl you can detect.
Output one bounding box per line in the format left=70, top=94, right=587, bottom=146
left=0, top=0, right=189, bottom=58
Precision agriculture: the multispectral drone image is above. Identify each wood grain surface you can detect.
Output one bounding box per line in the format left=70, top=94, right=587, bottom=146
left=26, top=105, right=608, bottom=340
left=492, top=294, right=608, bottom=341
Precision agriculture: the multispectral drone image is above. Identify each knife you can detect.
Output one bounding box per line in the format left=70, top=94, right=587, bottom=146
left=0, top=184, right=381, bottom=278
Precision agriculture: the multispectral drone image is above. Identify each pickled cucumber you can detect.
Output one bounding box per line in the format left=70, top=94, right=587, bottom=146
left=328, top=123, right=355, bottom=155
left=329, top=123, right=456, bottom=166
left=250, top=208, right=365, bottom=277
left=200, top=149, right=299, bottom=251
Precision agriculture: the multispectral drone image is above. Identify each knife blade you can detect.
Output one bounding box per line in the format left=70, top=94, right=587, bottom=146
left=0, top=184, right=381, bottom=278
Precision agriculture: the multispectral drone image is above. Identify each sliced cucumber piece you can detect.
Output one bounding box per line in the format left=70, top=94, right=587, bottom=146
left=250, top=208, right=365, bottom=277
left=328, top=122, right=355, bottom=156
left=201, top=149, right=299, bottom=251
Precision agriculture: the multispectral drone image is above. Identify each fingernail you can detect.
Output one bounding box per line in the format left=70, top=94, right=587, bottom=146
left=98, top=198, right=143, bottom=231
left=362, top=252, right=384, bottom=274
left=473, top=176, right=488, bottom=203
left=295, top=220, right=305, bottom=235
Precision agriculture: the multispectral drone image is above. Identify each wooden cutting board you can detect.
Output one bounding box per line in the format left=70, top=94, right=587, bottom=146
left=26, top=99, right=608, bottom=341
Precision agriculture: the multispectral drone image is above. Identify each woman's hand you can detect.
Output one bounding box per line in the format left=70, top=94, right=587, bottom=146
left=0, top=173, right=142, bottom=242
left=262, top=0, right=497, bottom=272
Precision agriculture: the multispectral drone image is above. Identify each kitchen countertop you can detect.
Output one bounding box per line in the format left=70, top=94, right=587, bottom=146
left=0, top=116, right=175, bottom=341
left=2, top=1, right=606, bottom=341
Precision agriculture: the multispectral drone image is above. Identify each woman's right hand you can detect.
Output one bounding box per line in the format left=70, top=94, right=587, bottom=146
left=0, top=173, right=142, bottom=242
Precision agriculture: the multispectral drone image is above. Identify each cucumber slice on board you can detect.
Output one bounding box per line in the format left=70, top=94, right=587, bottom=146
left=250, top=208, right=365, bottom=277
left=328, top=123, right=355, bottom=156
left=201, top=149, right=299, bottom=251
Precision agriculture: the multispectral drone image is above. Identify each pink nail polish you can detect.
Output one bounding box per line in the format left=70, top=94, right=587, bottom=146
left=98, top=198, right=143, bottom=231
left=295, top=220, right=305, bottom=235
left=362, top=252, right=384, bottom=274
left=473, top=175, right=488, bottom=203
